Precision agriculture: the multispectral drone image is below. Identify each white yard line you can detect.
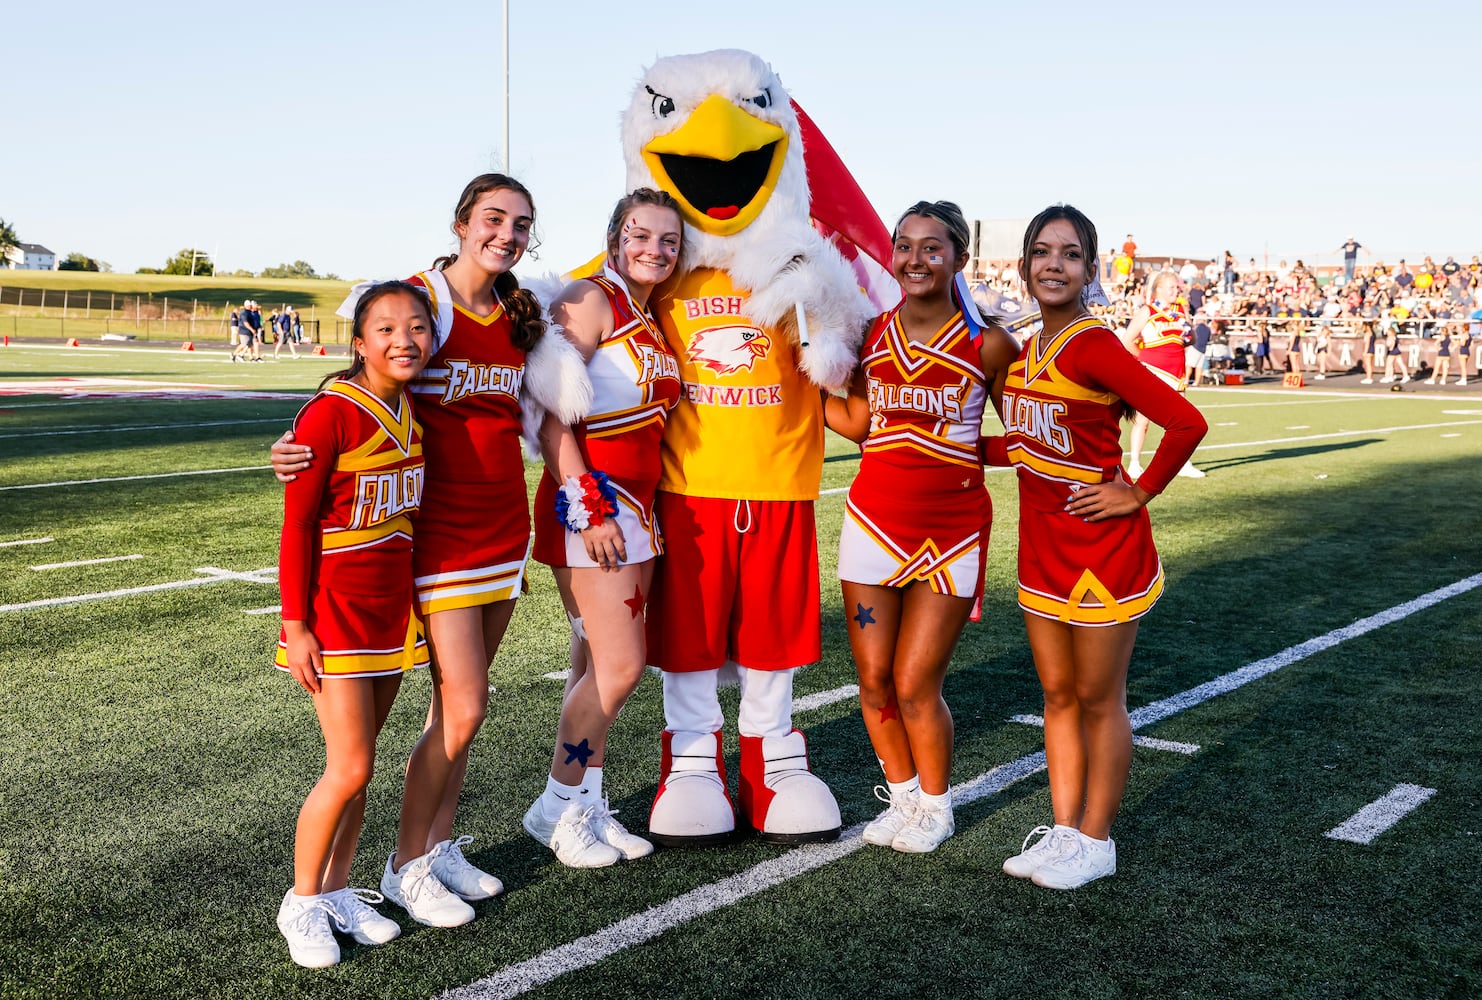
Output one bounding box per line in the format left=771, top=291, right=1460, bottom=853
left=0, top=566, right=276, bottom=612
left=0, top=466, right=270, bottom=492
left=30, top=554, right=142, bottom=571
left=11, top=418, right=285, bottom=439
left=792, top=683, right=859, bottom=713
left=1009, top=714, right=1200, bottom=755
left=1325, top=784, right=1437, bottom=845
left=242, top=605, right=282, bottom=616
left=443, top=570, right=1482, bottom=1000
left=0, top=537, right=53, bottom=548
left=1186, top=419, right=1482, bottom=454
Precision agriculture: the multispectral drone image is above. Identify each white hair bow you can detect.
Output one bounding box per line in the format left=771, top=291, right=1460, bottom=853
left=335, top=278, right=399, bottom=319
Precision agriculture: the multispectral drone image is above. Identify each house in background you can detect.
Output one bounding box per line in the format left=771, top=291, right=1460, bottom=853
left=3, top=243, right=58, bottom=270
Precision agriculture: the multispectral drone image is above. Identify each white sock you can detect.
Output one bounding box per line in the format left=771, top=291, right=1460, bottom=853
left=580, top=766, right=604, bottom=801
left=886, top=775, right=920, bottom=798
left=919, top=789, right=952, bottom=813
left=542, top=775, right=582, bottom=820
left=1080, top=831, right=1112, bottom=850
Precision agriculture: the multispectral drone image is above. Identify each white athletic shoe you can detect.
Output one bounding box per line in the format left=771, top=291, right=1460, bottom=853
left=1424, top=377, right=1436, bottom=384
left=325, top=887, right=401, bottom=945
left=1314, top=373, right=1326, bottom=380
left=1002, top=824, right=1078, bottom=879
left=430, top=836, right=504, bottom=900
left=890, top=801, right=954, bottom=854
left=1176, top=461, right=1206, bottom=479
left=1360, top=378, right=1373, bottom=385
left=1459, top=378, right=1469, bottom=386
left=380, top=847, right=475, bottom=928
left=861, top=784, right=920, bottom=848
left=1400, top=374, right=1411, bottom=383
left=523, top=800, right=621, bottom=868
left=1379, top=376, right=1394, bottom=383
left=589, top=797, right=654, bottom=860
left=1126, top=460, right=1145, bottom=481
left=276, top=890, right=340, bottom=968
left=1030, top=832, right=1117, bottom=890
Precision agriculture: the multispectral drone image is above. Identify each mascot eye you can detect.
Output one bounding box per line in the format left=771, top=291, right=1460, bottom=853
left=645, top=85, right=676, bottom=118
left=748, top=89, right=772, bottom=110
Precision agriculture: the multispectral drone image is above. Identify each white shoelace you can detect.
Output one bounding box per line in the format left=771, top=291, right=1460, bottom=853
left=1019, top=825, right=1056, bottom=855
left=442, top=835, right=479, bottom=875
left=592, top=797, right=630, bottom=834
left=283, top=898, right=337, bottom=942
left=329, top=888, right=385, bottom=929
left=558, top=807, right=602, bottom=846
left=402, top=851, right=452, bottom=903
left=871, top=785, right=919, bottom=826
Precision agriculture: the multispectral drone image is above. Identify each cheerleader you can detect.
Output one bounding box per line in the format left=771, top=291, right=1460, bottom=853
left=982, top=206, right=1207, bottom=889
left=274, top=281, right=432, bottom=966
left=1426, top=328, right=1453, bottom=384
left=824, top=201, right=1019, bottom=853
left=523, top=190, right=684, bottom=867
left=1122, top=271, right=1204, bottom=480
left=273, top=174, right=585, bottom=928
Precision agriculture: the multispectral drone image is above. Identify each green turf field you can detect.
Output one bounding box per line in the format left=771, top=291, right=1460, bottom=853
left=2, top=342, right=1479, bottom=1000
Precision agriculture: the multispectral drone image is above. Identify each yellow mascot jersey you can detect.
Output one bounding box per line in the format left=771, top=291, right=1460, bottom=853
left=655, top=268, right=823, bottom=500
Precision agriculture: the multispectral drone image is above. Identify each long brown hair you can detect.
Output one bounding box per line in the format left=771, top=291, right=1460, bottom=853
left=432, top=172, right=546, bottom=353
left=893, top=200, right=971, bottom=261
left=319, top=280, right=435, bottom=390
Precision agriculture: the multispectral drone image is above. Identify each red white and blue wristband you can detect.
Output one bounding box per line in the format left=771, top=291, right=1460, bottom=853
left=555, top=471, right=618, bottom=532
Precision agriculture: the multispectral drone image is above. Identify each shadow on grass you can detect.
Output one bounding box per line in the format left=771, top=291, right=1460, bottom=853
left=1194, top=437, right=1380, bottom=472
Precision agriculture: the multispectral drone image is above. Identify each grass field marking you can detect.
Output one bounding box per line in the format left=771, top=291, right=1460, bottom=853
left=0, top=465, right=272, bottom=492
left=1009, top=714, right=1200, bottom=755
left=1441, top=433, right=1461, bottom=438
left=444, top=751, right=1048, bottom=1000
left=1128, top=570, right=1482, bottom=730
left=1194, top=398, right=1355, bottom=410
left=29, top=554, right=143, bottom=571
left=0, top=565, right=277, bottom=612
left=1441, top=409, right=1482, bottom=415
left=242, top=605, right=283, bottom=615
left=792, top=683, right=859, bottom=713
left=11, top=418, right=286, bottom=439
left=1187, top=418, right=1482, bottom=454
left=1324, top=783, right=1438, bottom=845
left=0, top=536, right=53, bottom=547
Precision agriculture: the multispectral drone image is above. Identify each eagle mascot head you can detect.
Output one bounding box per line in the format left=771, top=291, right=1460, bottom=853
left=620, top=49, right=877, bottom=391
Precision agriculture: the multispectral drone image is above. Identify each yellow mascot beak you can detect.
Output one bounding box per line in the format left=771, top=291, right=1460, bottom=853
left=642, top=94, right=788, bottom=237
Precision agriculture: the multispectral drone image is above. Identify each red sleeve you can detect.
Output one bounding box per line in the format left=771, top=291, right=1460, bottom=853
left=278, top=394, right=341, bottom=621
left=1074, top=330, right=1208, bottom=496
left=978, top=434, right=1009, bottom=467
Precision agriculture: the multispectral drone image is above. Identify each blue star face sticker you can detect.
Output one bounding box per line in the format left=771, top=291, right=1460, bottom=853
left=853, top=603, right=876, bottom=630
left=562, top=738, right=595, bottom=768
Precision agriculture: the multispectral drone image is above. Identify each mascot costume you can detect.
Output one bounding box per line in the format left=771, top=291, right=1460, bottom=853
left=598, top=49, right=893, bottom=845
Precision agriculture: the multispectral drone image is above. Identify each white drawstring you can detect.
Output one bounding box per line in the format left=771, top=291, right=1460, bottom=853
left=732, top=499, right=753, bottom=534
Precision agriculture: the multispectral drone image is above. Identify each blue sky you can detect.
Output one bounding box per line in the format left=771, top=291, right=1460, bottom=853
left=7, top=1, right=1479, bottom=280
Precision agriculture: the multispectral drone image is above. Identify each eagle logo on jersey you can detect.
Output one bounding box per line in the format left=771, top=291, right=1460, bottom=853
left=686, top=325, right=772, bottom=376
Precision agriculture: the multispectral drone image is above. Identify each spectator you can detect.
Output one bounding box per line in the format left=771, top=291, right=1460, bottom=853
left=1337, top=236, right=1365, bottom=283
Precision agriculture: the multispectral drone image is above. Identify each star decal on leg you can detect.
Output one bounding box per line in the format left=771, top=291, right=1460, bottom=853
left=853, top=603, right=876, bottom=629
left=880, top=699, right=899, bottom=723
left=624, top=585, right=644, bottom=619
left=562, top=738, right=595, bottom=768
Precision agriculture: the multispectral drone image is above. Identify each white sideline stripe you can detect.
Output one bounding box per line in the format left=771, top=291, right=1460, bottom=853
left=1008, top=714, right=1200, bottom=755
left=242, top=605, right=282, bottom=616
left=792, top=683, right=858, bottom=713
left=443, top=569, right=1482, bottom=1000
left=1127, top=571, right=1482, bottom=730
left=442, top=752, right=1046, bottom=1000
left=11, top=418, right=284, bottom=439
left=1325, top=783, right=1437, bottom=845
left=30, top=554, right=142, bottom=571
left=1187, top=419, right=1482, bottom=453
left=0, top=565, right=277, bottom=612
left=0, top=465, right=270, bottom=492
left=0, top=537, right=53, bottom=548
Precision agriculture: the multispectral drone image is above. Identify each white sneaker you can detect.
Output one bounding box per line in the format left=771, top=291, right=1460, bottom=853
left=1002, top=824, right=1078, bottom=879
left=326, top=887, right=401, bottom=945
left=1360, top=378, right=1373, bottom=384
left=1030, top=832, right=1117, bottom=890
left=380, top=848, right=475, bottom=927
left=589, top=797, right=654, bottom=860
left=861, top=784, right=920, bottom=848
left=523, top=800, right=621, bottom=868
left=1400, top=374, right=1411, bottom=383
left=1424, top=377, right=1436, bottom=384
left=1126, top=460, right=1144, bottom=481
left=276, top=890, right=340, bottom=968
left=1314, top=373, right=1326, bottom=380
left=890, top=801, right=954, bottom=854
left=1379, top=376, right=1394, bottom=383
left=430, top=835, right=504, bottom=900
left=1176, top=461, right=1205, bottom=479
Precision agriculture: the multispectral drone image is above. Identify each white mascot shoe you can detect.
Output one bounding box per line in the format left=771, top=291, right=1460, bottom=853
left=739, top=730, right=841, bottom=844
left=648, top=730, right=736, bottom=847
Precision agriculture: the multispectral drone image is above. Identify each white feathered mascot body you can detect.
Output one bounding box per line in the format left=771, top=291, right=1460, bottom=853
left=624, top=49, right=877, bottom=846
